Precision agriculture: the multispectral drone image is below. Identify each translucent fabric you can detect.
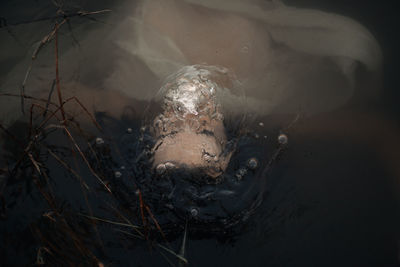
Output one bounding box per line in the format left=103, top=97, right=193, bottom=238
left=0, top=0, right=381, bottom=128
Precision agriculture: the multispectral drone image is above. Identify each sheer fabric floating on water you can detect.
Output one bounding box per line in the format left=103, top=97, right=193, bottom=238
left=0, top=0, right=381, bottom=127
left=128, top=0, right=381, bottom=114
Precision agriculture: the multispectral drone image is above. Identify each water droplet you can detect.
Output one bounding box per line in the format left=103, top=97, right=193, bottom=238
left=95, top=137, right=104, bottom=145
left=259, top=122, right=264, bottom=127
left=126, top=128, right=133, bottom=134
left=156, top=163, right=167, bottom=175
left=278, top=134, right=288, bottom=145
left=114, top=171, right=122, bottom=178
left=241, top=45, right=249, bottom=53
left=247, top=158, right=259, bottom=170
left=120, top=166, right=126, bottom=170
left=254, top=133, right=260, bottom=139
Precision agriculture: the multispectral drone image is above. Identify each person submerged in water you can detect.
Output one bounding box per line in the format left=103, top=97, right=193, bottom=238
left=0, top=0, right=388, bottom=233
left=150, top=65, right=234, bottom=178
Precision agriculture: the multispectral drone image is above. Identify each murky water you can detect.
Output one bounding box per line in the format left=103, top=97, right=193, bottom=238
left=0, top=0, right=399, bottom=266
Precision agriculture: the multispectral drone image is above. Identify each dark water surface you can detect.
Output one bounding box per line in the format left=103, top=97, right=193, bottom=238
left=1, top=0, right=399, bottom=266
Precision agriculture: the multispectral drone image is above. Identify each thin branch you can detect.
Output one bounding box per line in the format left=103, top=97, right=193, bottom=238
left=0, top=10, right=111, bottom=28
left=178, top=220, right=188, bottom=266
left=145, top=205, right=168, bottom=243
left=62, top=96, right=102, bottom=131
left=79, top=214, right=142, bottom=229
left=108, top=204, right=144, bottom=238
left=158, top=244, right=188, bottom=265
left=61, top=125, right=111, bottom=193
left=20, top=63, right=33, bottom=114
left=0, top=123, right=24, bottom=148
left=138, top=190, right=149, bottom=237
left=32, top=19, right=66, bottom=60
left=44, top=79, right=56, bottom=118
left=54, top=21, right=66, bottom=122
left=0, top=93, right=102, bottom=133
left=46, top=147, right=89, bottom=190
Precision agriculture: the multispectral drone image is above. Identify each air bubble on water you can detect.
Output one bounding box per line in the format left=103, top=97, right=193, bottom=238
left=95, top=137, right=104, bottom=145
left=154, top=119, right=162, bottom=128
left=165, top=204, right=174, bottom=210
left=190, top=207, right=199, bottom=217
left=278, top=133, right=288, bottom=145
left=238, top=168, right=247, bottom=176
left=247, top=158, right=259, bottom=170
left=164, top=162, right=175, bottom=169
left=215, top=113, right=224, bottom=121
left=126, top=128, right=133, bottom=134
left=236, top=168, right=248, bottom=180
left=203, top=154, right=213, bottom=162
left=114, top=171, right=122, bottom=178
left=156, top=163, right=167, bottom=175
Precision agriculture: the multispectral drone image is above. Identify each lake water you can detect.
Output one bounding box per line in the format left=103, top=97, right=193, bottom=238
left=0, top=0, right=399, bottom=266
